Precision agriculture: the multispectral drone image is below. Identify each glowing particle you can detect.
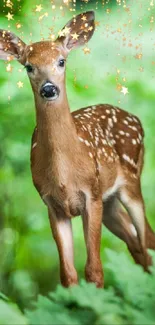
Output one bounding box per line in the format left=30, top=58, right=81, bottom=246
left=83, top=47, right=90, bottom=54
left=6, top=63, right=13, bottom=72
left=6, top=12, right=14, bottom=20
left=81, top=15, right=87, bottom=21
left=16, top=22, right=22, bottom=29
left=58, top=29, right=65, bottom=37
left=121, top=86, right=129, bottom=95
left=49, top=34, right=55, bottom=41
left=17, top=81, right=23, bottom=88
left=135, top=53, right=143, bottom=60
left=35, top=4, right=43, bottom=12
left=71, top=33, right=79, bottom=40
left=63, top=26, right=70, bottom=35
left=6, top=0, right=13, bottom=8
left=95, top=21, right=100, bottom=27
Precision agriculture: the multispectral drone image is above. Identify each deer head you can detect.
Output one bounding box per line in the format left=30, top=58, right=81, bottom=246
left=0, top=11, right=95, bottom=104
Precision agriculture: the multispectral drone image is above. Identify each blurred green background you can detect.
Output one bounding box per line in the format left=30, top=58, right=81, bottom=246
left=0, top=0, right=155, bottom=314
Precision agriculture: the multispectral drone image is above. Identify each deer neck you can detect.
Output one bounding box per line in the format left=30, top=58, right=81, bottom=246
left=34, top=90, right=78, bottom=153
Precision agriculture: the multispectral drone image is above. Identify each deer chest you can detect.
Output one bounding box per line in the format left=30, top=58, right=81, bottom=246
left=31, top=149, right=88, bottom=218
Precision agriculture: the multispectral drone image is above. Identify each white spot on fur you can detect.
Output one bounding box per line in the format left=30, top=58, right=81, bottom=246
left=32, top=142, right=37, bottom=149
left=122, top=154, right=137, bottom=168
left=85, top=140, right=90, bottom=146
left=89, top=152, right=93, bottom=158
left=132, top=139, right=137, bottom=145
left=119, top=130, right=125, bottom=135
left=78, top=137, right=84, bottom=142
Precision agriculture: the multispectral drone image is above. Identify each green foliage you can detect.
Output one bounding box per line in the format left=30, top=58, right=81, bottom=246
left=0, top=295, right=27, bottom=325
left=26, top=250, right=155, bottom=325
left=1, top=250, right=155, bottom=325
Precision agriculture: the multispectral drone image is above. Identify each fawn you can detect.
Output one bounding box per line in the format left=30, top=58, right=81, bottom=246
left=0, top=11, right=155, bottom=288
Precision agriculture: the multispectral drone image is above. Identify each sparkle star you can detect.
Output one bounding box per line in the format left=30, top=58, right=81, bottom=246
left=35, top=4, right=43, bottom=12
left=83, top=47, right=90, bottom=54
left=49, top=34, right=55, bottom=41
left=95, top=21, right=100, bottom=27
left=121, top=86, right=129, bottom=95
left=71, top=33, right=79, bottom=40
left=6, top=0, right=13, bottom=8
left=63, top=26, right=71, bottom=35
left=135, top=53, right=143, bottom=60
left=81, top=15, right=87, bottom=21
left=58, top=29, right=65, bottom=37
left=6, top=63, right=13, bottom=72
left=6, top=12, right=14, bottom=20
left=17, top=81, right=23, bottom=88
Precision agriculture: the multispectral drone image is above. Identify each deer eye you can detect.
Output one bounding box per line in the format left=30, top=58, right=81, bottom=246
left=58, top=59, right=65, bottom=67
left=25, top=64, right=33, bottom=73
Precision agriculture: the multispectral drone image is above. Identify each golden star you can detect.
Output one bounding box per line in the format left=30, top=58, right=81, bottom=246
left=6, top=63, right=13, bottom=72
left=95, top=21, right=100, bottom=27
left=88, top=26, right=93, bottom=31
left=35, top=4, right=43, bottom=12
left=17, top=81, right=23, bottom=88
left=81, top=15, right=87, bottom=21
left=58, top=29, right=65, bottom=37
left=63, top=26, right=71, bottom=35
left=135, top=53, right=143, bottom=60
left=71, top=33, right=79, bottom=40
left=83, top=47, right=90, bottom=54
left=121, top=86, right=129, bottom=95
left=49, top=34, right=55, bottom=41
left=116, top=83, right=122, bottom=91
left=6, top=12, right=14, bottom=20
left=6, top=0, right=13, bottom=8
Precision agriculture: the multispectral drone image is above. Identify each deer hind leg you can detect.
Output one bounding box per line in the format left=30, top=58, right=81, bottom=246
left=103, top=196, right=153, bottom=270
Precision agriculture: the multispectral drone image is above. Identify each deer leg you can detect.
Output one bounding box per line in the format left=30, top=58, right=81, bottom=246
left=103, top=196, right=153, bottom=270
left=48, top=207, right=78, bottom=287
left=82, top=198, right=103, bottom=288
left=118, top=185, right=151, bottom=270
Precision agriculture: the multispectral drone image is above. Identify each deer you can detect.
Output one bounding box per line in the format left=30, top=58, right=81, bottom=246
left=0, top=11, right=155, bottom=288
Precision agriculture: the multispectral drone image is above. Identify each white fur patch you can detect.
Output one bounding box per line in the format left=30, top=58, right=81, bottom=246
left=130, top=224, right=137, bottom=237
left=103, top=176, right=125, bottom=201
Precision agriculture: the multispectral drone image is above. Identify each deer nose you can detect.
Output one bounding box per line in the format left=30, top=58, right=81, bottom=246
left=40, top=82, right=59, bottom=100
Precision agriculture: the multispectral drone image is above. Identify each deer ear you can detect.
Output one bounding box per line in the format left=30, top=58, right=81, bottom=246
left=57, top=11, right=95, bottom=52
left=0, top=29, right=26, bottom=64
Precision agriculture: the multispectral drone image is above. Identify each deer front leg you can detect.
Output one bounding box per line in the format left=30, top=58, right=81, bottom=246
left=82, top=198, right=103, bottom=288
left=48, top=207, right=78, bottom=287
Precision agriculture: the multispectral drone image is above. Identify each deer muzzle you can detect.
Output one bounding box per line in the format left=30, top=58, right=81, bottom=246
left=40, top=82, right=60, bottom=101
